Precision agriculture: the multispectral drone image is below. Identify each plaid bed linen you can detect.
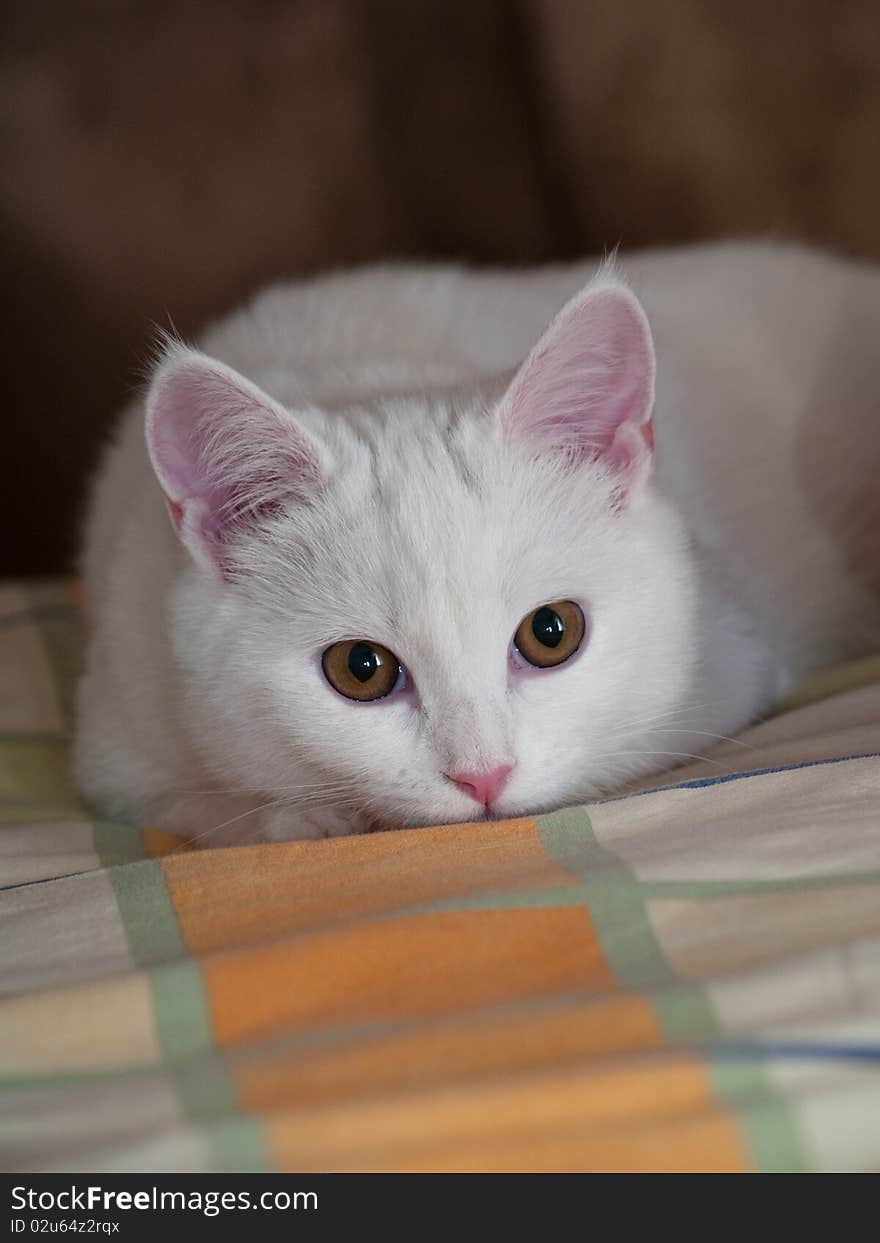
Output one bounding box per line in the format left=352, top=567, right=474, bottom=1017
left=1, top=580, right=879, bottom=1173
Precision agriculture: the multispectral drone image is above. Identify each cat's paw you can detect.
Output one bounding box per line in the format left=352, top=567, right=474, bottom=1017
left=261, top=803, right=366, bottom=842
left=155, top=791, right=370, bottom=846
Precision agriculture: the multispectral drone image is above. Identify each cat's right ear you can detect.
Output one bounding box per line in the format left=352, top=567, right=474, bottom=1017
left=495, top=275, right=656, bottom=502
left=145, top=346, right=327, bottom=574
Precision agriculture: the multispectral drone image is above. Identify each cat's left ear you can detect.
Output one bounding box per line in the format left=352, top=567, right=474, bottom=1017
left=496, top=277, right=656, bottom=500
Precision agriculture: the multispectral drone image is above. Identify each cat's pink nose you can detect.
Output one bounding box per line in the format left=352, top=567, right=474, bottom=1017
left=447, top=764, right=513, bottom=808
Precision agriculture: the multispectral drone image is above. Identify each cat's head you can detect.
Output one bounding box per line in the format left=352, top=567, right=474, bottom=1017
left=145, top=273, right=698, bottom=836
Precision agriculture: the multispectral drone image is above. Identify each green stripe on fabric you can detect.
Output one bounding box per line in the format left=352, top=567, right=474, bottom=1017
left=402, top=869, right=880, bottom=918
left=652, top=985, right=719, bottom=1042
left=151, top=961, right=258, bottom=1167
left=108, top=859, right=257, bottom=1166
left=711, top=1060, right=809, bottom=1172
left=0, top=1068, right=167, bottom=1092
left=169, top=1053, right=237, bottom=1119
left=535, top=808, right=809, bottom=1169
left=27, top=580, right=83, bottom=734
left=108, top=858, right=187, bottom=966
left=407, top=812, right=719, bottom=1037
left=151, top=961, right=213, bottom=1060
left=405, top=882, right=603, bottom=914
left=535, top=806, right=815, bottom=1170
left=638, top=873, right=880, bottom=899
left=206, top=1118, right=270, bottom=1173
left=537, top=807, right=700, bottom=996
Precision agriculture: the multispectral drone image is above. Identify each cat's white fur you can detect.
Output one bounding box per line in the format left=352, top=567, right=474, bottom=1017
left=75, top=240, right=880, bottom=844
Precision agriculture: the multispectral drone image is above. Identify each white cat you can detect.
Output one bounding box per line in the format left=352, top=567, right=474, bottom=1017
left=74, top=240, right=880, bottom=844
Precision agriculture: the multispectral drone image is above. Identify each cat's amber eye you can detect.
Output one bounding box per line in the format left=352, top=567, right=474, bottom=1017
left=322, top=640, right=404, bottom=702
left=513, top=601, right=585, bottom=669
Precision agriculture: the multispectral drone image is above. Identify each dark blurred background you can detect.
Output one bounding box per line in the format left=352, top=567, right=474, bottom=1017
left=4, top=0, right=880, bottom=575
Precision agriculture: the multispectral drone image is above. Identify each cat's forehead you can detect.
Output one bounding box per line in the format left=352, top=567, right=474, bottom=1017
left=279, top=403, right=616, bottom=647
left=334, top=404, right=552, bottom=569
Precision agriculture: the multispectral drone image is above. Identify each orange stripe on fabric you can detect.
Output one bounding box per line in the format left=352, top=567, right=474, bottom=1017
left=234, top=993, right=660, bottom=1111
left=161, top=818, right=576, bottom=953
left=205, top=906, right=613, bottom=1048
left=265, top=1056, right=748, bottom=1172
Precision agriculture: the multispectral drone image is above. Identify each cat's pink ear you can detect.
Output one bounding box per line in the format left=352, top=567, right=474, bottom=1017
left=496, top=279, right=656, bottom=497
left=145, top=347, right=326, bottom=573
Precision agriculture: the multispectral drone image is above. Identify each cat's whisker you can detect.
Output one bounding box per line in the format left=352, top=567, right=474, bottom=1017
left=172, top=796, right=293, bottom=852
left=165, top=787, right=361, bottom=802
left=596, top=748, right=727, bottom=769
left=604, top=702, right=716, bottom=734
left=632, top=726, right=755, bottom=750
left=164, top=777, right=367, bottom=799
